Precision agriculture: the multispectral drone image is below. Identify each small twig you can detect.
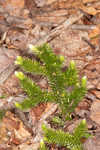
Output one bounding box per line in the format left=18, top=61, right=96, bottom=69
left=0, top=63, right=17, bottom=85
left=0, top=32, right=7, bottom=45
left=34, top=11, right=83, bottom=45
left=71, top=24, right=96, bottom=30
left=82, top=37, right=96, bottom=49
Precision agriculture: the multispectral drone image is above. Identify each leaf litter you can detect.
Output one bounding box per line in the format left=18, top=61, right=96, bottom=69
left=0, top=0, right=100, bottom=149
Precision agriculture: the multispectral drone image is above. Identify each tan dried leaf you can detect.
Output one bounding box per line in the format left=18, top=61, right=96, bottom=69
left=90, top=100, right=100, bottom=125
left=83, top=0, right=99, bottom=3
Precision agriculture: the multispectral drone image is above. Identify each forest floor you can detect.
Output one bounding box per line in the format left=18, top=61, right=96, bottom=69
left=0, top=0, right=100, bottom=150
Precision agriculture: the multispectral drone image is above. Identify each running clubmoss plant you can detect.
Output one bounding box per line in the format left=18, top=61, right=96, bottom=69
left=40, top=140, right=48, bottom=150
left=15, top=43, right=87, bottom=117
left=41, top=119, right=91, bottom=150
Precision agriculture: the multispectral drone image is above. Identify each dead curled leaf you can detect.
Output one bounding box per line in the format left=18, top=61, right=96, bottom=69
left=0, top=0, right=25, bottom=15
left=31, top=103, right=58, bottom=150
left=29, top=103, right=47, bottom=125
left=89, top=25, right=100, bottom=39
left=3, top=111, right=20, bottom=131
left=14, top=121, right=31, bottom=140
left=83, top=0, right=99, bottom=3
left=82, top=6, right=97, bottom=15
left=2, top=111, right=31, bottom=144
left=29, top=103, right=58, bottom=126
left=90, top=100, right=100, bottom=125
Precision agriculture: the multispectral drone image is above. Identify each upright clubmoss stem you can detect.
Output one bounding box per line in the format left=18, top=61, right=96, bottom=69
left=15, top=56, right=23, bottom=65
left=70, top=60, right=76, bottom=69
left=81, top=76, right=87, bottom=88
left=28, top=44, right=39, bottom=53
left=15, top=71, right=25, bottom=80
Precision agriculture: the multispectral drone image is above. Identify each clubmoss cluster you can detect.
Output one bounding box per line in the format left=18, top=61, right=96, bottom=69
left=15, top=43, right=87, bottom=116
left=15, top=43, right=89, bottom=150
left=41, top=119, right=90, bottom=150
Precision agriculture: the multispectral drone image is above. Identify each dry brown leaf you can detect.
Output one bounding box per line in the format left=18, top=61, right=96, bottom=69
left=90, top=100, right=100, bottom=125
left=31, top=103, right=58, bottom=150
left=0, top=0, right=25, bottom=15
left=1, top=74, right=22, bottom=96
left=4, top=0, right=24, bottom=8
left=89, top=25, right=100, bottom=46
left=11, top=137, right=21, bottom=145
left=29, top=103, right=47, bottom=125
left=2, top=111, right=31, bottom=145
left=97, top=82, right=100, bottom=90
left=3, top=111, right=20, bottom=131
left=91, top=90, right=100, bottom=99
left=34, top=0, right=46, bottom=7
left=75, top=100, right=90, bottom=115
left=19, top=143, right=36, bottom=150
left=83, top=0, right=99, bottom=3
left=0, top=122, right=9, bottom=144
left=81, top=6, right=97, bottom=15
left=29, top=103, right=57, bottom=126
left=14, top=121, right=31, bottom=140
left=89, top=25, right=100, bottom=39
left=46, top=0, right=58, bottom=5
